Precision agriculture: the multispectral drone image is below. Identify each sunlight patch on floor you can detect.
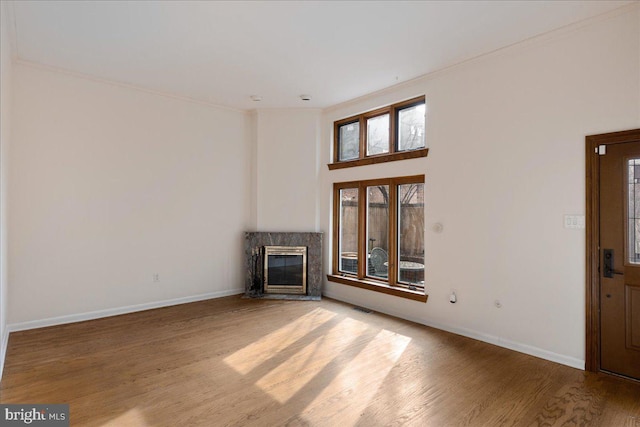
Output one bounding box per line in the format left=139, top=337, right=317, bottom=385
left=99, top=408, right=147, bottom=426
left=301, top=329, right=411, bottom=425
left=256, top=317, right=369, bottom=403
left=223, top=307, right=337, bottom=375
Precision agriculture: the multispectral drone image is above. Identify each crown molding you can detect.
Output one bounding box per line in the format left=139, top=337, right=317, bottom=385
left=14, top=58, right=250, bottom=115
left=3, top=0, right=18, bottom=60
left=323, top=2, right=639, bottom=115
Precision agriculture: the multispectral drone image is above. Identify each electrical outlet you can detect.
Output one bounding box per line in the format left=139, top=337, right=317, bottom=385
left=153, top=273, right=160, bottom=283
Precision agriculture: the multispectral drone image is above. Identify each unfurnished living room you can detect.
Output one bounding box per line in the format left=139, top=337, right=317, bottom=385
left=0, top=1, right=639, bottom=426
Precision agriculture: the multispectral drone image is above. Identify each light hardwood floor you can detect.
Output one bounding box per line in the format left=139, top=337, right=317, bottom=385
left=1, top=296, right=639, bottom=426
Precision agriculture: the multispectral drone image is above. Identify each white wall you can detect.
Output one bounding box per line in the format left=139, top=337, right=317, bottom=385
left=9, top=64, right=254, bottom=326
left=320, top=5, right=640, bottom=368
left=255, top=109, right=322, bottom=231
left=3, top=1, right=639, bottom=373
left=0, top=1, right=14, bottom=374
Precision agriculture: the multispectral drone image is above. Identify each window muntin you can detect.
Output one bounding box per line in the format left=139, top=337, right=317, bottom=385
left=332, top=175, right=425, bottom=293
left=332, top=96, right=426, bottom=168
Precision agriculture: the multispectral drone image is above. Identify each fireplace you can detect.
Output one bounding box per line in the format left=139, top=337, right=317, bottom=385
left=263, top=246, right=307, bottom=295
left=245, top=232, right=322, bottom=300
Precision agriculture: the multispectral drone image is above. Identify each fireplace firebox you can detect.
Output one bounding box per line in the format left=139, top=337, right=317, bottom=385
left=263, top=246, right=307, bottom=295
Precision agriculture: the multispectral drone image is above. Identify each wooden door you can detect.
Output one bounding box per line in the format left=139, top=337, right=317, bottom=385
left=599, top=139, right=640, bottom=380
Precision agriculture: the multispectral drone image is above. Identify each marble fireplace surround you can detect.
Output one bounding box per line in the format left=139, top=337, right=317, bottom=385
left=244, top=232, right=323, bottom=300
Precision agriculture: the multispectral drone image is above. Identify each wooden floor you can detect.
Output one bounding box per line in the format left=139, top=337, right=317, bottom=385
left=1, top=296, right=639, bottom=427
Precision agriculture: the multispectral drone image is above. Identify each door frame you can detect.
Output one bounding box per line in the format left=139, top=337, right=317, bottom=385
left=585, top=128, right=640, bottom=373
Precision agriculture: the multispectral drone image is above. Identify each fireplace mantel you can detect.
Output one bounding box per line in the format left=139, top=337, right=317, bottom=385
left=244, top=232, right=323, bottom=300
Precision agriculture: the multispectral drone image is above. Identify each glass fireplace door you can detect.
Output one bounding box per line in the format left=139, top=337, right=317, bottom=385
left=263, top=246, right=307, bottom=294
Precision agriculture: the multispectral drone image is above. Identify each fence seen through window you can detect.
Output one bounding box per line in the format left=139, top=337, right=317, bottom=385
left=333, top=175, right=425, bottom=292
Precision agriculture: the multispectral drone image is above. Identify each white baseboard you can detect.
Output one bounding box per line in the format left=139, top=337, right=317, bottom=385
left=7, top=288, right=244, bottom=333
left=323, top=290, right=585, bottom=371
left=0, top=326, right=8, bottom=382
left=3, top=288, right=585, bottom=376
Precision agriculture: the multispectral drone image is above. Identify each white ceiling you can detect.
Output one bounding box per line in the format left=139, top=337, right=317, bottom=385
left=8, top=0, right=635, bottom=110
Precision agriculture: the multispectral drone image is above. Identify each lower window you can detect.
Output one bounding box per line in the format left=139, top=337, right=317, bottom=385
left=331, top=175, right=425, bottom=297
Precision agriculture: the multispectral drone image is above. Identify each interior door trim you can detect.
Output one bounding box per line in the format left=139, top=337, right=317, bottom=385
left=586, top=128, right=640, bottom=373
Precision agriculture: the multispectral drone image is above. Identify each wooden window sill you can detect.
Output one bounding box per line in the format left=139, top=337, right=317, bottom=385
left=328, top=148, right=428, bottom=170
left=327, top=274, right=428, bottom=303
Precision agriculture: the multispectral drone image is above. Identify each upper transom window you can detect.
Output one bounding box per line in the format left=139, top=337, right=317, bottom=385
left=330, top=96, right=427, bottom=170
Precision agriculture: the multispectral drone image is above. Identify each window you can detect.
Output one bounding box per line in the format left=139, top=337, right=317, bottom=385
left=338, top=121, right=360, bottom=161
left=338, top=187, right=359, bottom=273
left=397, top=102, right=426, bottom=151
left=330, top=175, right=426, bottom=302
left=628, top=158, right=640, bottom=263
left=329, top=96, right=427, bottom=170
left=366, top=113, right=390, bottom=156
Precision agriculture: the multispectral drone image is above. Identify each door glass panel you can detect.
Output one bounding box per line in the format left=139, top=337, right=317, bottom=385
left=398, top=183, right=425, bottom=287
left=367, top=185, right=389, bottom=279
left=628, top=159, right=640, bottom=263
left=339, top=188, right=358, bottom=274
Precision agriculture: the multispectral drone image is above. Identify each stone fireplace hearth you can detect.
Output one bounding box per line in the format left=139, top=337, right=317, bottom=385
left=244, top=232, right=323, bottom=300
